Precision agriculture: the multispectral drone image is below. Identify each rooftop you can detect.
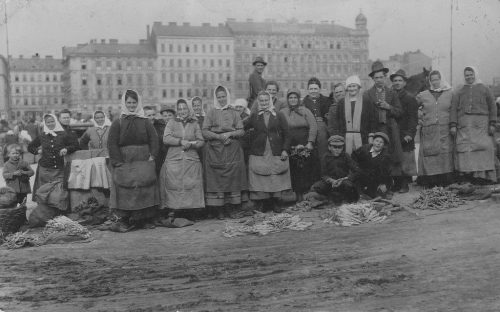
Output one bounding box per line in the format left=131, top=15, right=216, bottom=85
left=9, top=55, right=64, bottom=71
left=62, top=39, right=155, bottom=58
left=151, top=22, right=233, bottom=37
left=225, top=19, right=353, bottom=36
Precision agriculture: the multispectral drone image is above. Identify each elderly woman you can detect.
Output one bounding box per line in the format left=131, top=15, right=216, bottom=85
left=161, top=100, right=205, bottom=220
left=416, top=70, right=454, bottom=187
left=202, top=86, right=247, bottom=219
left=245, top=91, right=291, bottom=212
left=79, top=110, right=111, bottom=154
left=28, top=114, right=79, bottom=197
left=328, top=75, right=376, bottom=154
left=281, top=88, right=319, bottom=202
left=107, top=89, right=159, bottom=232
left=450, top=66, right=497, bottom=183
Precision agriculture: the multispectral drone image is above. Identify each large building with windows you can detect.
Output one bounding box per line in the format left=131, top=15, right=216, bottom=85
left=150, top=21, right=234, bottom=108
left=9, top=54, right=65, bottom=119
left=62, top=37, right=157, bottom=114
left=227, top=13, right=370, bottom=99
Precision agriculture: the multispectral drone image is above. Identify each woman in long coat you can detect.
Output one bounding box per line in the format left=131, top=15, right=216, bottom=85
left=417, top=70, right=455, bottom=186
left=202, top=85, right=247, bottom=219
left=245, top=91, right=291, bottom=212
left=28, top=114, right=79, bottom=198
left=79, top=110, right=111, bottom=155
left=280, top=88, right=319, bottom=202
left=161, top=100, right=205, bottom=218
left=107, top=89, right=159, bottom=231
left=450, top=66, right=497, bottom=183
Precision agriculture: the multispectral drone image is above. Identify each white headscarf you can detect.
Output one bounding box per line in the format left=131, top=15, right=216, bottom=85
left=191, top=96, right=205, bottom=117
left=256, top=91, right=276, bottom=116
left=120, top=89, right=146, bottom=118
left=464, top=66, right=483, bottom=85
left=428, top=70, right=452, bottom=92
left=92, top=110, right=112, bottom=129
left=233, top=98, right=251, bottom=116
left=42, top=114, right=64, bottom=136
left=175, top=99, right=196, bottom=122
left=213, top=85, right=231, bottom=110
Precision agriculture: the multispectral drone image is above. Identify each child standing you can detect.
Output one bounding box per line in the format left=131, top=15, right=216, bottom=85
left=2, top=144, right=34, bottom=204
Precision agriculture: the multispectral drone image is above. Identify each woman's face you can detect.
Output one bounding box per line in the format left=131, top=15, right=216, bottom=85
left=192, top=100, right=202, bottom=114
left=234, top=106, right=244, bottom=113
left=94, top=112, right=105, bottom=126
left=45, top=117, right=56, bottom=130
left=464, top=70, right=475, bottom=84
left=265, top=84, right=278, bottom=98
left=346, top=84, right=360, bottom=97
left=288, top=94, right=299, bottom=106
left=177, top=103, right=189, bottom=119
left=162, top=111, right=175, bottom=122
left=125, top=96, right=138, bottom=112
left=372, top=137, right=385, bottom=152
left=216, top=90, right=227, bottom=106
left=430, top=74, right=441, bottom=89
left=334, top=85, right=345, bottom=101
left=258, top=94, right=271, bottom=111
left=308, top=83, right=320, bottom=98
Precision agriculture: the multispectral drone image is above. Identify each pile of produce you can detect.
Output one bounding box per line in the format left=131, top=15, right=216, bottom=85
left=2, top=216, right=91, bottom=249
left=321, top=202, right=387, bottom=227
left=223, top=212, right=312, bottom=237
left=411, top=187, right=464, bottom=210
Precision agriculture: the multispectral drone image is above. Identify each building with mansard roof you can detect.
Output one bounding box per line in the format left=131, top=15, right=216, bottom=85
left=226, top=13, right=370, bottom=99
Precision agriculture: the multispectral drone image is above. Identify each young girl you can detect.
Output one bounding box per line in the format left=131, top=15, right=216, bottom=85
left=2, top=144, right=34, bottom=204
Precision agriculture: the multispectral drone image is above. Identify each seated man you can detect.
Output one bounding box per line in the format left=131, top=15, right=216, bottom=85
left=351, top=132, right=392, bottom=198
left=309, top=135, right=360, bottom=203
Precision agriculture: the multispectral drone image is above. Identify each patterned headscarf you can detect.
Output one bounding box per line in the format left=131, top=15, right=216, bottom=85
left=92, top=110, right=112, bottom=129
left=213, top=85, right=231, bottom=110
left=120, top=89, right=146, bottom=118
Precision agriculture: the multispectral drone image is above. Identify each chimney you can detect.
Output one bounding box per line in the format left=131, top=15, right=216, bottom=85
left=109, top=39, right=118, bottom=44
left=101, top=39, right=106, bottom=44
left=147, top=24, right=150, bottom=40
left=202, top=22, right=210, bottom=26
left=168, top=22, right=177, bottom=26
left=45, top=55, right=53, bottom=59
left=183, top=22, right=190, bottom=26
left=33, top=53, right=40, bottom=58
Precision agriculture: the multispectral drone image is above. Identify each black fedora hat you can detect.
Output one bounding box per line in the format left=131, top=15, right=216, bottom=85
left=390, top=69, right=408, bottom=81
left=369, top=60, right=389, bottom=78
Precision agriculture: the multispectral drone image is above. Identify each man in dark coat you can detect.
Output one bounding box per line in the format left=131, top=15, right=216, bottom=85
left=247, top=56, right=267, bottom=109
left=364, top=61, right=403, bottom=186
left=310, top=135, right=360, bottom=203
left=390, top=69, right=418, bottom=193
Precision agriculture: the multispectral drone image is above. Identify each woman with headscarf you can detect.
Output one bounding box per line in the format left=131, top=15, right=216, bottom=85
left=202, top=85, right=247, bottom=219
left=28, top=114, right=79, bottom=196
left=416, top=70, right=455, bottom=187
left=281, top=89, right=319, bottom=202
left=450, top=66, right=497, bottom=183
left=107, top=89, right=160, bottom=231
left=245, top=91, right=291, bottom=212
left=191, top=96, right=205, bottom=129
left=160, top=99, right=205, bottom=220
left=328, top=75, right=376, bottom=155
left=79, top=110, right=112, bottom=154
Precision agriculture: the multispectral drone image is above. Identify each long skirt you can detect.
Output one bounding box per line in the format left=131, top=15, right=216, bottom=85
left=248, top=139, right=291, bottom=200
left=418, top=124, right=454, bottom=176
left=455, top=115, right=497, bottom=182
left=203, top=139, right=247, bottom=207
left=32, top=165, right=64, bottom=198
left=289, top=127, right=320, bottom=194
left=109, top=145, right=160, bottom=221
left=160, top=156, right=204, bottom=210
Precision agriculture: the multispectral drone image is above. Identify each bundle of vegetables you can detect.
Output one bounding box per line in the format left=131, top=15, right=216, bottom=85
left=223, top=212, right=312, bottom=237
left=322, top=202, right=387, bottom=226
left=2, top=231, right=43, bottom=249
left=43, top=216, right=91, bottom=239
left=411, top=187, right=464, bottom=210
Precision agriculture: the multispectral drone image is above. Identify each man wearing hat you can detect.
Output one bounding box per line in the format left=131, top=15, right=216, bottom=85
left=308, top=135, right=360, bottom=203
left=364, top=60, right=403, bottom=187
left=247, top=56, right=267, bottom=108
left=352, top=132, right=392, bottom=198
left=390, top=69, right=418, bottom=193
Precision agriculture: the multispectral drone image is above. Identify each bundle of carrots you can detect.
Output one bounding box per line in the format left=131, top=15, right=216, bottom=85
left=412, top=187, right=464, bottom=210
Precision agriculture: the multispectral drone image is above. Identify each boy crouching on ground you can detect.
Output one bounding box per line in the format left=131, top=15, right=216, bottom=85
left=309, top=135, right=360, bottom=203
left=2, top=144, right=34, bottom=204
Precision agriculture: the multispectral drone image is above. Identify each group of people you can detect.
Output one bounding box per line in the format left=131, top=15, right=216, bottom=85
left=2, top=58, right=498, bottom=233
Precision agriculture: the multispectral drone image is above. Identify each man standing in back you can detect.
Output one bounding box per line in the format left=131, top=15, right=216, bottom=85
left=247, top=56, right=267, bottom=109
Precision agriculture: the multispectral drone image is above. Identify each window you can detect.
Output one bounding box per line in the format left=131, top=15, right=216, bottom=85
left=147, top=74, right=154, bottom=84
left=162, top=89, right=167, bottom=98
left=218, top=45, right=221, bottom=53
left=81, top=64, right=86, bottom=70
left=211, top=73, right=215, bottom=82
left=218, top=73, right=223, bottom=81
left=137, top=74, right=143, bottom=84
left=194, top=73, right=199, bottom=83
left=117, top=62, right=122, bottom=70
left=82, top=78, right=87, bottom=86
left=170, top=73, right=175, bottom=82
left=106, top=61, right=112, bottom=69
left=186, top=73, right=191, bottom=82
left=226, top=44, right=230, bottom=52
left=22, top=75, right=26, bottom=82
left=194, top=44, right=198, bottom=53
left=186, top=46, right=190, bottom=53
left=202, top=45, right=206, bottom=53
left=137, top=60, right=142, bottom=69
left=147, top=61, right=153, bottom=69
left=30, top=75, right=34, bottom=82
left=202, top=59, right=206, bottom=66
left=226, top=59, right=230, bottom=67
left=218, top=59, right=222, bottom=67
left=337, top=43, right=341, bottom=49
left=210, top=60, right=214, bottom=67
left=202, top=73, right=207, bottom=82
left=118, top=92, right=122, bottom=100
left=117, top=78, right=122, bottom=85
left=267, top=43, right=271, bottom=48
left=170, top=59, right=174, bottom=67
left=178, top=59, right=182, bottom=67
left=307, top=43, right=312, bottom=49
left=97, top=78, right=102, bottom=85
left=45, top=75, right=50, bottom=82
left=178, top=73, right=183, bottom=83
left=24, top=99, right=28, bottom=106
left=203, top=89, right=208, bottom=97
left=96, top=61, right=102, bottom=68
left=187, top=88, right=192, bottom=97
left=284, top=57, right=288, bottom=63
left=178, top=45, right=181, bottom=53
left=330, top=43, right=334, bottom=49
left=170, top=89, right=175, bottom=98
left=186, top=59, right=190, bottom=67
left=126, top=60, right=132, bottom=69
left=15, top=87, right=19, bottom=94
left=161, top=43, right=165, bottom=53
left=210, top=45, right=214, bottom=53
left=162, top=72, right=166, bottom=83
left=252, top=42, right=256, bottom=48
left=178, top=90, right=183, bottom=97
left=169, top=44, right=173, bottom=52
left=194, top=59, right=198, bottom=66
left=14, top=76, right=19, bottom=82
left=226, top=74, right=231, bottom=82
left=284, top=43, right=288, bottom=48
left=97, top=91, right=102, bottom=100
left=162, top=59, right=166, bottom=67
left=127, top=74, right=133, bottom=84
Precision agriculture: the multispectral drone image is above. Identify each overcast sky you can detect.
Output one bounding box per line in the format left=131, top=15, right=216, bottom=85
left=1, top=0, right=499, bottom=85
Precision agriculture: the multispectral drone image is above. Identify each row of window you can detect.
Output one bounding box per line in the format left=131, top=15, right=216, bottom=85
left=91, top=89, right=156, bottom=101
left=13, top=74, right=60, bottom=82
left=81, top=73, right=155, bottom=86
left=14, top=97, right=64, bottom=106
left=13, top=85, right=62, bottom=94
left=160, top=72, right=231, bottom=84
left=161, top=87, right=231, bottom=99
left=236, top=63, right=367, bottom=76
left=81, top=59, right=155, bottom=71
left=160, top=43, right=231, bottom=54
left=237, top=53, right=363, bottom=64
left=235, top=39, right=366, bottom=50
left=160, top=58, right=231, bottom=68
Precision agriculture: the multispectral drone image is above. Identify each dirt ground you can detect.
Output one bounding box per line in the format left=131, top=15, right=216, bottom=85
left=1, top=183, right=500, bottom=312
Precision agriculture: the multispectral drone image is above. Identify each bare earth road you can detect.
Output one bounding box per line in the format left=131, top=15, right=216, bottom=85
left=1, top=192, right=500, bottom=312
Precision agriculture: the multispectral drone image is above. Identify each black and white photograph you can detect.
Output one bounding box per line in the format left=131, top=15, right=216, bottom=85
left=0, top=0, right=500, bottom=311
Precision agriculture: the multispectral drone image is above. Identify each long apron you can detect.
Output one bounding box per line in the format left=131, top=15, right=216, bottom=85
left=288, top=127, right=320, bottom=194
left=418, top=124, right=454, bottom=176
